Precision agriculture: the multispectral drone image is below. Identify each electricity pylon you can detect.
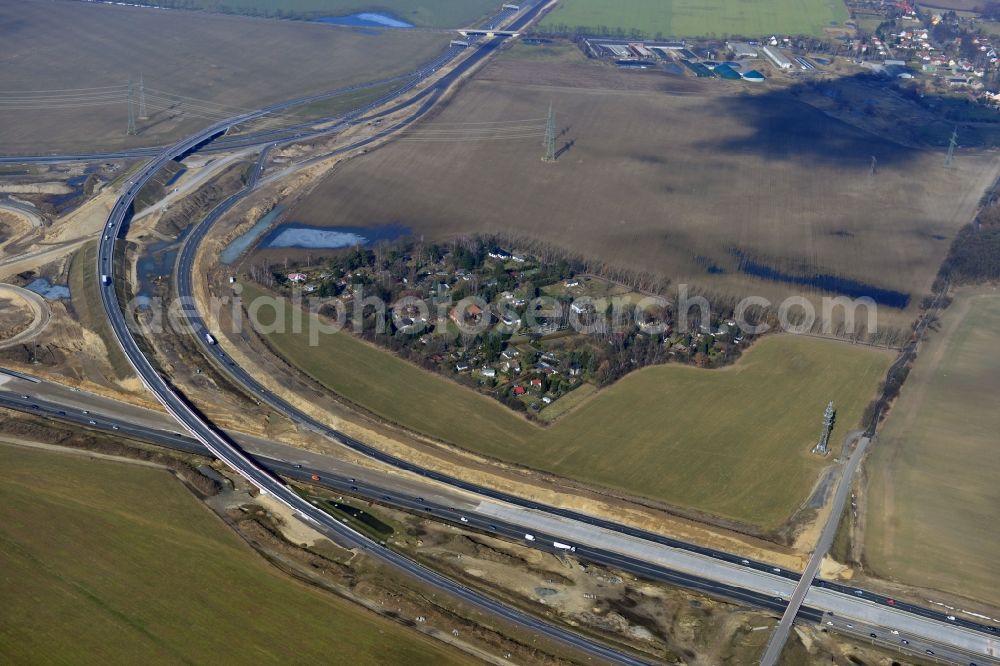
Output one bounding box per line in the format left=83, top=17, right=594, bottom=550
left=542, top=103, right=556, bottom=163
left=126, top=79, right=137, bottom=136
left=945, top=126, right=958, bottom=167
left=138, top=73, right=147, bottom=120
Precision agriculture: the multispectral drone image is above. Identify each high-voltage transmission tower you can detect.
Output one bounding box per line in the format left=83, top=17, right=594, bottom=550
left=126, top=79, right=137, bottom=136
left=945, top=126, right=958, bottom=167
left=542, top=103, right=556, bottom=163
left=812, top=401, right=836, bottom=455
left=138, top=73, right=147, bottom=120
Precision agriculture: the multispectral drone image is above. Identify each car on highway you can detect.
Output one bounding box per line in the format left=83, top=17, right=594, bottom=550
left=900, top=639, right=909, bottom=645
left=88, top=420, right=96, bottom=425
left=947, top=615, right=956, bottom=621
left=460, top=516, right=468, bottom=523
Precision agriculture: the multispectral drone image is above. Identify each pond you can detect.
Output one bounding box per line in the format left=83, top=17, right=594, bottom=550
left=136, top=228, right=191, bottom=298
left=24, top=277, right=70, bottom=300
left=314, top=12, right=413, bottom=28
left=219, top=205, right=284, bottom=265
left=259, top=222, right=410, bottom=250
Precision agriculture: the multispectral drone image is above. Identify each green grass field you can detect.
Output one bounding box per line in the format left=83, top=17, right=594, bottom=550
left=538, top=0, right=849, bottom=38
left=132, top=0, right=497, bottom=27
left=864, top=291, right=1000, bottom=607
left=0, top=444, right=471, bottom=665
left=243, top=284, right=889, bottom=529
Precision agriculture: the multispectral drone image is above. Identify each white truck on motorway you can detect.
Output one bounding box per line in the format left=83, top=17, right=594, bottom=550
left=553, top=541, right=576, bottom=552
left=101, top=275, right=110, bottom=285
left=524, top=534, right=535, bottom=541
left=205, top=333, right=217, bottom=345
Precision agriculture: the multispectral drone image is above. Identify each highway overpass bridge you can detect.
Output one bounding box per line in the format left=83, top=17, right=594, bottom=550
left=457, top=29, right=520, bottom=38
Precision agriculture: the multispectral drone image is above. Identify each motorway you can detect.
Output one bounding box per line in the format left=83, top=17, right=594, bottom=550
left=0, top=48, right=463, bottom=166
left=759, top=436, right=873, bottom=665
left=121, top=5, right=1000, bottom=662
left=4, top=1, right=999, bottom=662
left=82, top=5, right=673, bottom=666
left=2, top=371, right=999, bottom=666
left=169, top=136, right=1000, bottom=666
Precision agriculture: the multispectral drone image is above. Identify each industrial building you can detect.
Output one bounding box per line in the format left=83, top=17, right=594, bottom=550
left=726, top=41, right=759, bottom=58
left=762, top=45, right=793, bottom=70
left=629, top=42, right=654, bottom=58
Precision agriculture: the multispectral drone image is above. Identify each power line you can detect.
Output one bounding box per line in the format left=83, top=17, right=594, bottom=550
left=0, top=84, right=128, bottom=94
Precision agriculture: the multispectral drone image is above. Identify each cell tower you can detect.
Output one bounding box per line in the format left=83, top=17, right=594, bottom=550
left=945, top=126, right=958, bottom=167
left=542, top=103, right=556, bottom=163
left=138, top=73, right=147, bottom=120
left=126, top=79, right=137, bottom=136
left=813, top=401, right=836, bottom=456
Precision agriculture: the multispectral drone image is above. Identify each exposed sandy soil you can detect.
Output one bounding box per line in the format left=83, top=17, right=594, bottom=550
left=0, top=285, right=48, bottom=348
left=0, top=189, right=115, bottom=281
left=0, top=183, right=72, bottom=195
left=0, top=293, right=36, bottom=342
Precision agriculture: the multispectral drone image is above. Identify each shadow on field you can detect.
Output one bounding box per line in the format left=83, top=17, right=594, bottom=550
left=695, top=71, right=999, bottom=167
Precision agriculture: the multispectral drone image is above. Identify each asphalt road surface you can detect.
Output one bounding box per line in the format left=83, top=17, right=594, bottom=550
left=156, top=27, right=1000, bottom=664
left=5, top=1, right=999, bottom=661
left=2, top=373, right=999, bottom=665
left=85, top=5, right=665, bottom=664
left=760, top=436, right=871, bottom=665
